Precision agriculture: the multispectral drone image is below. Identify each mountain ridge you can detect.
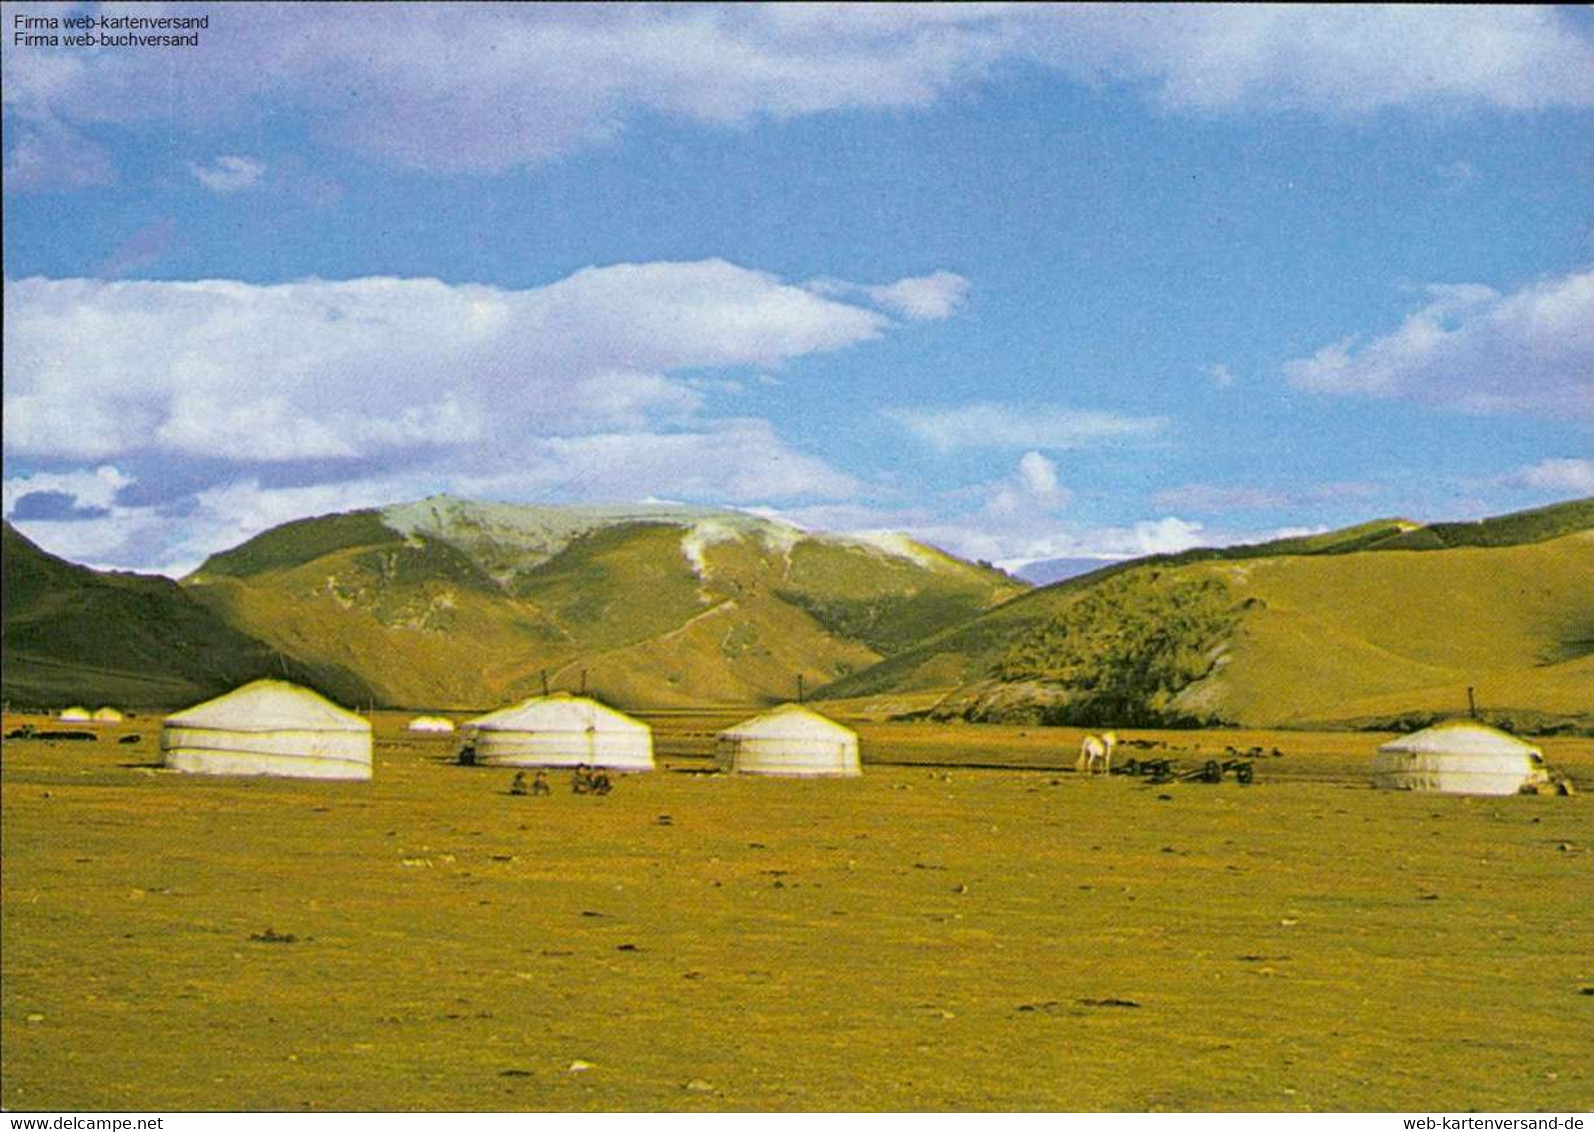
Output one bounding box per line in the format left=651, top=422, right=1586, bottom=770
left=817, top=497, right=1594, bottom=733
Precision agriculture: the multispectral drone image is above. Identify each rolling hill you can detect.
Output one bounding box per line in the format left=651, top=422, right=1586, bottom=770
left=817, top=498, right=1594, bottom=733
left=8, top=495, right=1589, bottom=728
left=179, top=496, right=1026, bottom=709
left=0, top=523, right=372, bottom=709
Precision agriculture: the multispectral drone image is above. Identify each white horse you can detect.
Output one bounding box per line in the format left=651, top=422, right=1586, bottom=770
left=1076, top=730, right=1118, bottom=775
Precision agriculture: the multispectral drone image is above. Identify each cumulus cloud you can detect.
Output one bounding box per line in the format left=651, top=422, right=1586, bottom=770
left=2, top=465, right=132, bottom=516
left=2, top=261, right=905, bottom=463
left=892, top=402, right=1165, bottom=451
left=189, top=154, right=265, bottom=193
left=1284, top=270, right=1594, bottom=420
left=5, top=419, right=866, bottom=576
left=1511, top=458, right=1594, bottom=495
left=5, top=6, right=1590, bottom=176
left=915, top=514, right=1213, bottom=570
left=2, top=259, right=944, bottom=571
left=1028, top=5, right=1594, bottom=114
left=808, top=270, right=971, bottom=321
left=984, top=450, right=1073, bottom=521
left=6, top=472, right=439, bottom=577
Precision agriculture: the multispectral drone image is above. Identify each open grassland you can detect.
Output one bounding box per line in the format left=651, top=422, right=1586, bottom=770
left=3, top=713, right=1591, bottom=1112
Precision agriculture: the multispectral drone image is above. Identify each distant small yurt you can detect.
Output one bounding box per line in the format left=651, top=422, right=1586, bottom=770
left=162, top=679, right=372, bottom=780
left=1372, top=721, right=1550, bottom=796
left=463, top=694, right=653, bottom=770
left=407, top=715, right=456, bottom=733
left=59, top=706, right=92, bottom=723
left=92, top=707, right=124, bottom=723
left=717, top=704, right=861, bottom=777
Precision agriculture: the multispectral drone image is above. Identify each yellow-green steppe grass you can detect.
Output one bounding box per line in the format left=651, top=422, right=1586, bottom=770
left=3, top=713, right=1590, bottom=1112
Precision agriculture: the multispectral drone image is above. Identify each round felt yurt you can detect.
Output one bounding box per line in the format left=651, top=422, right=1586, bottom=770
left=463, top=694, right=653, bottom=770
left=161, top=679, right=372, bottom=780
left=1371, top=721, right=1550, bottom=795
left=407, top=715, right=456, bottom=733
left=58, top=706, right=92, bottom=723
left=716, top=704, right=861, bottom=777
left=92, top=706, right=124, bottom=723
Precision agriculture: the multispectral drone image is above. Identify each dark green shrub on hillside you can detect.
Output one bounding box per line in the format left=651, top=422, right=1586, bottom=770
left=994, top=571, right=1240, bottom=725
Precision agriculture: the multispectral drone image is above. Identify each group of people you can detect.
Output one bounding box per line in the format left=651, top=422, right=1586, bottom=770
left=507, top=766, right=612, bottom=796
left=570, top=765, right=613, bottom=795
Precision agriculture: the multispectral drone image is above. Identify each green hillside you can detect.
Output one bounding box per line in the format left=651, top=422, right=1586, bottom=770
left=179, top=497, right=1025, bottom=709
left=0, top=524, right=372, bottom=709
left=819, top=501, right=1594, bottom=733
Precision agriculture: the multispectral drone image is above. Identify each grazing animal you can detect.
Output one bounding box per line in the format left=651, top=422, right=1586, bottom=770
left=1078, top=732, right=1118, bottom=775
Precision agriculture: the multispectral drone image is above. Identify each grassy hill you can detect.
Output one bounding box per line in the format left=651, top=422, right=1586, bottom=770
left=818, top=499, right=1594, bottom=733
left=180, top=496, right=1025, bottom=709
left=1, top=524, right=372, bottom=709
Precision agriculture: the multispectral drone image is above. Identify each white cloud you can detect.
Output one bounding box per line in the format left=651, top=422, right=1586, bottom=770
left=1204, top=363, right=1237, bottom=389
left=912, top=514, right=1212, bottom=568
left=7, top=418, right=865, bottom=576
left=3, top=465, right=131, bottom=516
left=2, top=259, right=949, bottom=571
left=7, top=6, right=1590, bottom=175
left=892, top=402, right=1165, bottom=451
left=1016, top=451, right=1060, bottom=498
left=1030, top=6, right=1594, bottom=114
left=1512, top=458, right=1594, bottom=495
left=1284, top=269, right=1594, bottom=420
left=983, top=450, right=1073, bottom=523
left=807, top=270, right=971, bottom=321
left=189, top=154, right=265, bottom=193
left=1, top=261, right=913, bottom=463
left=866, top=271, right=971, bottom=320
left=9, top=473, right=444, bottom=577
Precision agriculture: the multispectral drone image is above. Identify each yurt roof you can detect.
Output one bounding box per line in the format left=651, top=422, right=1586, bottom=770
left=465, top=693, right=647, bottom=734
left=165, top=679, right=370, bottom=733
left=721, top=703, right=856, bottom=741
left=1378, top=720, right=1542, bottom=759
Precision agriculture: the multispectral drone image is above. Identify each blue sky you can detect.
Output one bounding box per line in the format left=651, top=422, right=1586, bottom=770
left=3, top=3, right=1592, bottom=575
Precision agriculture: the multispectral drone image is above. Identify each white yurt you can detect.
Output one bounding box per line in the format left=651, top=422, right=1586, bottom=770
left=161, top=679, right=372, bottom=780
left=716, top=704, right=861, bottom=777
left=92, top=706, right=124, bottom=723
left=407, top=715, right=456, bottom=734
left=463, top=693, right=653, bottom=770
left=1371, top=721, right=1550, bottom=796
left=59, top=706, right=92, bottom=723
